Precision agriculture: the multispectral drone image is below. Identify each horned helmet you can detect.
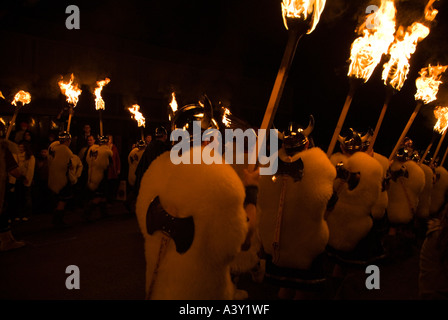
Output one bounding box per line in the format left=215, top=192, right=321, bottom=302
left=98, top=135, right=109, bottom=145
left=171, top=94, right=220, bottom=143
left=338, top=128, right=371, bottom=155
left=58, top=131, right=72, bottom=142
left=279, top=116, right=314, bottom=156
left=136, top=140, right=146, bottom=149
left=154, top=126, right=168, bottom=138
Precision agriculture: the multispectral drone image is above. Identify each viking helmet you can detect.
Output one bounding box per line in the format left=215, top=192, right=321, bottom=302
left=280, top=116, right=314, bottom=156
left=402, top=137, right=415, bottom=152
left=171, top=94, right=220, bottom=142
left=338, top=128, right=371, bottom=154
left=58, top=131, right=72, bottom=142
left=98, top=135, right=109, bottom=145
left=395, top=146, right=411, bottom=162
left=136, top=140, right=146, bottom=149
left=154, top=126, right=167, bottom=138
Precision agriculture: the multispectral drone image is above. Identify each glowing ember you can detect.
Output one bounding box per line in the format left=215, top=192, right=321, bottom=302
left=347, top=0, right=396, bottom=82
left=415, top=64, right=447, bottom=104
left=58, top=73, right=82, bottom=107
left=222, top=107, right=232, bottom=128
left=94, top=78, right=110, bottom=110
left=0, top=91, right=4, bottom=99
left=382, top=23, right=429, bottom=90
left=11, top=90, right=31, bottom=106
left=128, top=104, right=146, bottom=127
left=281, top=0, right=326, bottom=33
left=434, top=106, right=448, bottom=134
left=425, top=0, right=439, bottom=21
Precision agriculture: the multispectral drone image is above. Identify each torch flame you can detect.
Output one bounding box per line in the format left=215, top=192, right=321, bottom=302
left=281, top=0, right=326, bottom=34
left=382, top=23, right=430, bottom=91
left=415, top=64, right=447, bottom=104
left=433, top=106, right=448, bottom=134
left=0, top=91, right=4, bottom=99
left=11, top=90, right=31, bottom=106
left=222, top=107, right=232, bottom=128
left=128, top=104, right=146, bottom=127
left=168, top=92, right=178, bottom=121
left=58, top=73, right=82, bottom=107
left=94, top=78, right=110, bottom=110
left=170, top=92, right=178, bottom=112
left=347, top=0, right=396, bottom=82
left=425, top=0, right=439, bottom=22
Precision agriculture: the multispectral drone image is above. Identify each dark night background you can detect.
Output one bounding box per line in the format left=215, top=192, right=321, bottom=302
left=1, top=0, right=448, bottom=160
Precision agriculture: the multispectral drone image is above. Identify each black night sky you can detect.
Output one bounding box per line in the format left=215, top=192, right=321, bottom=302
left=1, top=0, right=448, bottom=159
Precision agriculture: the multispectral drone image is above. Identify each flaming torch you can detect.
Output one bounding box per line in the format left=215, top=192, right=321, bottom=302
left=249, top=0, right=326, bottom=171
left=389, top=64, right=447, bottom=160
left=128, top=104, right=146, bottom=141
left=222, top=107, right=232, bottom=128
left=367, top=22, right=430, bottom=153
left=5, top=90, right=31, bottom=140
left=168, top=92, right=178, bottom=121
left=58, top=73, right=82, bottom=133
left=327, top=0, right=396, bottom=156
left=421, top=106, right=448, bottom=163
left=430, top=106, right=448, bottom=165
left=94, top=78, right=111, bottom=136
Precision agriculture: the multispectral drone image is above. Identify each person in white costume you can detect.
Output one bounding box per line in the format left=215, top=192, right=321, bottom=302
left=258, top=117, right=336, bottom=299
left=125, top=139, right=146, bottom=215
left=47, top=132, right=82, bottom=226
left=83, top=135, right=113, bottom=220
left=135, top=96, right=257, bottom=300
left=326, top=129, right=385, bottom=272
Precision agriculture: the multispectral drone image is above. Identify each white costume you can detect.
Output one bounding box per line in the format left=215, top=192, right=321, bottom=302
left=128, top=147, right=145, bottom=187
left=416, top=163, right=434, bottom=220
left=135, top=147, right=248, bottom=300
left=86, top=144, right=112, bottom=192
left=429, top=165, right=448, bottom=216
left=371, top=152, right=390, bottom=220
left=387, top=159, right=425, bottom=225
left=48, top=141, right=74, bottom=194
left=258, top=147, right=335, bottom=271
left=327, top=151, right=383, bottom=252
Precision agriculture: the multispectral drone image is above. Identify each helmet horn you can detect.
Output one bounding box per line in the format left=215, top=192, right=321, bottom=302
left=302, top=115, right=315, bottom=137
